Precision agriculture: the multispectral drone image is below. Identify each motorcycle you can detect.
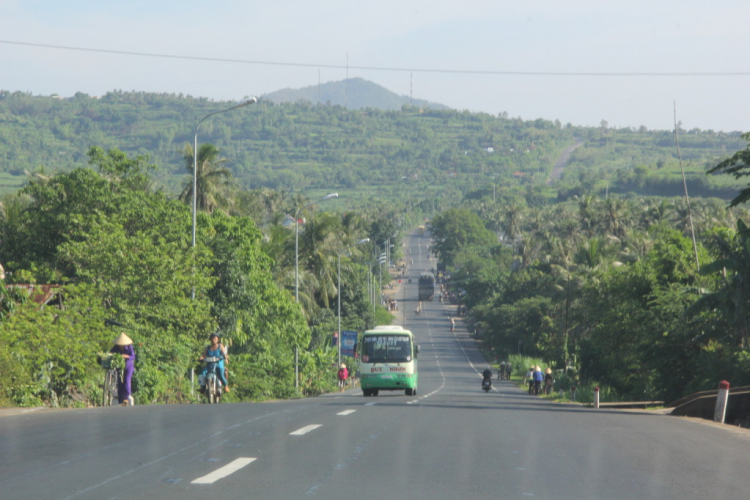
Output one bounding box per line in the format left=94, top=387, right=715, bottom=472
left=482, top=377, right=492, bottom=393
left=199, top=356, right=223, bottom=404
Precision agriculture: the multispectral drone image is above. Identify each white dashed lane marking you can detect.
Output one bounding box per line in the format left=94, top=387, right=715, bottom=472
left=191, top=457, right=257, bottom=484
left=337, top=409, right=357, bottom=416
left=289, top=424, right=322, bottom=435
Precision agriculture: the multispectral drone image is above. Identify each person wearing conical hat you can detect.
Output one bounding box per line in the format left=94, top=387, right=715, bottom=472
left=109, top=332, right=135, bottom=406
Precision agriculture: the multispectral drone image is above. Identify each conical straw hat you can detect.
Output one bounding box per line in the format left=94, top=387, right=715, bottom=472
left=114, top=332, right=133, bottom=346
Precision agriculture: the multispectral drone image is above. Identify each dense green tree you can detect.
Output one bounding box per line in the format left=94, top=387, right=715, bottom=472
left=692, top=220, right=750, bottom=348
left=429, top=208, right=497, bottom=266
left=707, top=132, right=750, bottom=206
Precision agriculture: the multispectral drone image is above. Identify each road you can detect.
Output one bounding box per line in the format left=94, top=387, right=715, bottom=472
left=2, top=233, right=750, bottom=499
left=547, top=139, right=585, bottom=185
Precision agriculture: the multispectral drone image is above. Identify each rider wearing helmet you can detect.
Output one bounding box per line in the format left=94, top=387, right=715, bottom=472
left=199, top=333, right=229, bottom=393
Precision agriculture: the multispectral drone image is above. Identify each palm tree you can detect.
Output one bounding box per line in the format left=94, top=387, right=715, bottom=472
left=693, top=219, right=750, bottom=348
left=180, top=143, right=233, bottom=213
left=578, top=195, right=598, bottom=237
left=602, top=197, right=627, bottom=238
left=573, top=236, right=619, bottom=276
left=501, top=203, right=522, bottom=243
left=299, top=212, right=343, bottom=309
left=0, top=193, right=31, bottom=227
left=641, top=199, right=673, bottom=229
left=23, top=168, right=52, bottom=188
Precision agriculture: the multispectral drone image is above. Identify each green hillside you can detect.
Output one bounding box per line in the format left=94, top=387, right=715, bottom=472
left=0, top=87, right=746, bottom=203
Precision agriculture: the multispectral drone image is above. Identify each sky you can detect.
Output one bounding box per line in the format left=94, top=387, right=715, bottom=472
left=1, top=0, right=748, bottom=132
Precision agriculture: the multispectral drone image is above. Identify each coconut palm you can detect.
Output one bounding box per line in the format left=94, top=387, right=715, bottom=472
left=578, top=195, right=598, bottom=237
left=692, top=219, right=750, bottom=348
left=0, top=192, right=31, bottom=228
left=501, top=203, right=523, bottom=243
left=299, top=212, right=344, bottom=309
left=602, top=197, right=627, bottom=238
left=641, top=199, right=673, bottom=230
left=573, top=236, right=620, bottom=276
left=180, top=143, right=233, bottom=213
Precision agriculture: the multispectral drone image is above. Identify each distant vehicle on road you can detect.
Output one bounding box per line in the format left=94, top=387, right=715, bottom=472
left=418, top=225, right=426, bottom=236
left=418, top=272, right=435, bottom=301
left=359, top=326, right=419, bottom=396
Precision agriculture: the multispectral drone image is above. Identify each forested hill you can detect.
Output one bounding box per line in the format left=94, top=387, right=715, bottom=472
left=0, top=89, right=745, bottom=202
left=263, top=77, right=449, bottom=111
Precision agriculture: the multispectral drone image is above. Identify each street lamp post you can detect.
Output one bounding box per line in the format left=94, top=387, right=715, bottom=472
left=378, top=251, right=387, bottom=304
left=295, top=193, right=338, bottom=304
left=338, top=238, right=370, bottom=367
left=380, top=241, right=394, bottom=299
left=191, top=97, right=257, bottom=299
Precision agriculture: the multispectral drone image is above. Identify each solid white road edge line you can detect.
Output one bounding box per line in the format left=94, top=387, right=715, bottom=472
left=289, top=424, right=323, bottom=435
left=337, top=409, right=357, bottom=416
left=191, top=458, right=257, bottom=485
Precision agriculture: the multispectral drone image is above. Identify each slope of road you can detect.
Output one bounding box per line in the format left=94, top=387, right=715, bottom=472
left=547, top=139, right=585, bottom=185
left=2, top=232, right=750, bottom=499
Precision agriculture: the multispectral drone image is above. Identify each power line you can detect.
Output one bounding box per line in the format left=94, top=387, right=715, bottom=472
left=1, top=39, right=749, bottom=77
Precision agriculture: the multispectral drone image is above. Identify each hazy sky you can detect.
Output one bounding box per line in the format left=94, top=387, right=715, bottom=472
left=1, top=1, right=748, bottom=132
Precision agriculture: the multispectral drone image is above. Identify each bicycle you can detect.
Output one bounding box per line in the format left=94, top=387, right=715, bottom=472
left=100, top=354, right=119, bottom=407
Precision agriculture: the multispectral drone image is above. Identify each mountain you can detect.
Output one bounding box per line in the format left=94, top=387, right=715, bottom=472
left=263, top=77, right=450, bottom=111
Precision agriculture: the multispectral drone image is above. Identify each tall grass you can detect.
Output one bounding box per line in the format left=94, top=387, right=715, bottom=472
left=500, top=354, right=545, bottom=377
left=488, top=352, right=626, bottom=403
left=493, top=355, right=622, bottom=403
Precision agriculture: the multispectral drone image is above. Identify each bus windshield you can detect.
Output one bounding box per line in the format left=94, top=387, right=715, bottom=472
left=362, top=334, right=412, bottom=363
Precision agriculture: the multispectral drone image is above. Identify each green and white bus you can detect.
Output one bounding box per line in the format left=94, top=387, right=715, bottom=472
left=359, top=325, right=419, bottom=396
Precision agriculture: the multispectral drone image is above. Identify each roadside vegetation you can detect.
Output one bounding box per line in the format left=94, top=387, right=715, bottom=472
left=0, top=146, right=417, bottom=407
left=1, top=89, right=749, bottom=408
left=434, top=135, right=750, bottom=405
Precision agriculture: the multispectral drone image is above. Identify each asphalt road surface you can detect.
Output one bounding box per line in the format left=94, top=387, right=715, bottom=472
left=2, top=233, right=750, bottom=499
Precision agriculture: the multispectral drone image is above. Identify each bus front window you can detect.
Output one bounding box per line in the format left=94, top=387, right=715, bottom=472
left=362, top=335, right=412, bottom=363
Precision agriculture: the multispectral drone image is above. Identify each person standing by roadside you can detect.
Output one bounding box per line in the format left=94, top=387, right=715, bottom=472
left=505, top=362, right=512, bottom=382
left=525, top=367, right=534, bottom=394
left=532, top=366, right=544, bottom=395
left=499, top=361, right=506, bottom=380
left=110, top=333, right=135, bottom=406
left=544, top=367, right=554, bottom=395
left=338, top=363, right=349, bottom=391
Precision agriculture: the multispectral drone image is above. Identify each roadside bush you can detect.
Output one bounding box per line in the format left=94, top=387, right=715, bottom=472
left=504, top=354, right=545, bottom=379
left=0, top=284, right=110, bottom=408
left=572, top=383, right=621, bottom=403
left=297, top=347, right=338, bottom=396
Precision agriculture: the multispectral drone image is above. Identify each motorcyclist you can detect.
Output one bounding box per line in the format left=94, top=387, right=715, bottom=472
left=482, top=366, right=493, bottom=389
left=199, top=333, right=229, bottom=393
